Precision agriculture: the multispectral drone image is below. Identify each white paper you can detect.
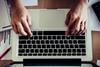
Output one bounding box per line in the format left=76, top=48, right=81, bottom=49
left=21, top=0, right=38, bottom=6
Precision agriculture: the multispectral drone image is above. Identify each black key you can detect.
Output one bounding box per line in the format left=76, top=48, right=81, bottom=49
left=71, top=36, right=74, bottom=39
left=37, top=31, right=42, bottom=35
left=59, top=40, right=63, bottom=44
left=47, top=45, right=50, bottom=48
left=50, top=40, right=54, bottom=44
left=32, top=31, right=37, bottom=35
left=19, top=40, right=26, bottom=44
left=19, top=45, right=23, bottom=48
left=30, top=36, right=33, bottom=39
left=38, top=54, right=42, bottom=56
left=30, top=49, right=34, bottom=53
left=52, top=53, right=56, bottom=56
left=58, top=49, right=62, bottom=53
left=55, top=40, right=58, bottom=44
left=44, top=49, right=48, bottom=53
left=23, top=54, right=27, bottom=56
left=79, top=45, right=86, bottom=48
left=73, top=40, right=77, bottom=44
left=39, top=36, right=42, bottom=39
left=77, top=49, right=81, bottom=52
left=72, top=53, right=76, bottom=56
left=62, top=36, right=65, bottom=39
left=63, top=49, right=67, bottom=53
left=43, top=36, right=47, bottom=39
left=36, top=40, right=40, bottom=44
left=19, top=49, right=25, bottom=53
left=26, top=49, right=29, bottom=53
left=48, top=36, right=52, bottom=39
left=56, top=45, right=60, bottom=48
left=53, top=36, right=56, bottom=39
left=42, top=45, right=46, bottom=48
left=33, top=53, right=37, bottom=56
left=28, top=45, right=32, bottom=48
left=46, top=40, right=49, bottom=44
left=27, top=40, right=31, bottom=44
left=78, top=40, right=85, bottom=43
left=43, top=54, right=47, bottom=56
left=33, top=45, right=36, bottom=48
left=34, top=36, right=38, bottom=39
left=77, top=52, right=81, bottom=56
left=24, top=45, right=27, bottom=48
left=49, top=49, right=53, bottom=53
left=82, top=53, right=86, bottom=56
left=72, top=49, right=76, bottom=53
left=65, top=45, right=69, bottom=48
left=41, top=40, right=45, bottom=44
left=67, top=53, right=71, bottom=56
left=66, top=36, right=70, bottom=39
left=18, top=53, right=22, bottom=56
left=44, top=31, right=65, bottom=35
left=48, top=54, right=52, bottom=56
left=64, top=40, right=68, bottom=44
left=62, top=54, right=66, bottom=56
left=57, top=36, right=61, bottom=39
left=61, top=45, right=64, bottom=48
left=19, top=36, right=28, bottom=39
left=37, top=45, right=41, bottom=48
left=51, top=45, right=55, bottom=48
left=70, top=45, right=74, bottom=48
left=82, top=49, right=86, bottom=52
left=68, top=49, right=71, bottom=52
left=57, top=53, right=61, bottom=56
left=32, top=40, right=35, bottom=44
left=75, top=45, right=78, bottom=48
left=75, top=36, right=85, bottom=39
left=28, top=53, right=32, bottom=56
left=40, top=49, right=43, bottom=53
left=69, top=40, right=72, bottom=44
left=54, top=49, right=57, bottom=53
left=35, top=49, right=38, bottom=53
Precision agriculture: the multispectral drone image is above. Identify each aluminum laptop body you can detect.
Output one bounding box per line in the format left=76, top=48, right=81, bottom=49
left=10, top=9, right=92, bottom=66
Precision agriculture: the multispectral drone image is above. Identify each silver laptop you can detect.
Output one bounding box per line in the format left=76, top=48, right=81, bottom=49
left=10, top=8, right=92, bottom=67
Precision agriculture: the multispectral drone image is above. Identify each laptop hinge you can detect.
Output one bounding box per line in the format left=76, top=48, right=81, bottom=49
left=23, top=59, right=81, bottom=66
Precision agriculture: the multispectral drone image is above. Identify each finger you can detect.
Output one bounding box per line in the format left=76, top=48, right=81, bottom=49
left=83, top=21, right=86, bottom=34
left=78, top=21, right=84, bottom=34
left=17, top=22, right=27, bottom=36
left=21, top=17, right=32, bottom=37
left=11, top=20, right=19, bottom=34
left=66, top=15, right=76, bottom=35
left=27, top=15, right=32, bottom=27
left=65, top=12, right=71, bottom=26
left=71, top=17, right=81, bottom=35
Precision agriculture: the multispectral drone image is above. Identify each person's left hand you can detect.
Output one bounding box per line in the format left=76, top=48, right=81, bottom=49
left=65, top=0, right=87, bottom=35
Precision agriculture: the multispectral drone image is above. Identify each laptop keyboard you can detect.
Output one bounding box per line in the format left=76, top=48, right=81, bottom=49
left=18, top=31, right=86, bottom=56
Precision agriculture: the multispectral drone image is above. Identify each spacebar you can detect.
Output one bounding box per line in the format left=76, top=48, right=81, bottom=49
left=23, top=59, right=81, bottom=66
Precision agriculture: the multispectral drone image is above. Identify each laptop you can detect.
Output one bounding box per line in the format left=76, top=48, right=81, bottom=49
left=10, top=8, right=93, bottom=67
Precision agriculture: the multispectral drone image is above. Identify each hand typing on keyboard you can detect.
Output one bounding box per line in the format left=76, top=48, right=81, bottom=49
left=65, top=0, right=87, bottom=35
left=10, top=0, right=32, bottom=37
left=10, top=0, right=87, bottom=36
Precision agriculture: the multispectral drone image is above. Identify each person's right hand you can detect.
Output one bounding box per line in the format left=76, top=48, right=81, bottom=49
left=11, top=5, right=32, bottom=36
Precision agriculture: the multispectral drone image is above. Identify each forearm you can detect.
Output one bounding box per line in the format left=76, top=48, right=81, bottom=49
left=77, top=0, right=88, bottom=5
left=11, top=0, right=24, bottom=9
